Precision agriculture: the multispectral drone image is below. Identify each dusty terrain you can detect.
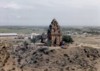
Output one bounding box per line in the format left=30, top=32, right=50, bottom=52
left=0, top=35, right=100, bottom=71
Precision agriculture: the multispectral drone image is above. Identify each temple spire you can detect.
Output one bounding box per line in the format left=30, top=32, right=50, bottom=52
left=47, top=19, right=62, bottom=46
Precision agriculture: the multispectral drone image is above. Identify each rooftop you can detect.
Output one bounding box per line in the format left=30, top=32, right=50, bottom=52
left=0, top=33, right=18, bottom=36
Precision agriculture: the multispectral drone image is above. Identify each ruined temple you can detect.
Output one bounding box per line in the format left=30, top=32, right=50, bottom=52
left=47, top=19, right=62, bottom=46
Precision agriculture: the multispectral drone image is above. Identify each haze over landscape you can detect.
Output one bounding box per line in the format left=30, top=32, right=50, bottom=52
left=1, top=1, right=100, bottom=71
left=0, top=0, right=100, bottom=26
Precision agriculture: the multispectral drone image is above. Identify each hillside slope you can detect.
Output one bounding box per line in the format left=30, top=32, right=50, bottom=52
left=0, top=45, right=100, bottom=71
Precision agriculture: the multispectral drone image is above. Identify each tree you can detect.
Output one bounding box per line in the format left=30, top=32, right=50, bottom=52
left=62, top=35, right=74, bottom=44
left=31, top=37, right=37, bottom=44
left=47, top=40, right=51, bottom=46
left=23, top=41, right=29, bottom=49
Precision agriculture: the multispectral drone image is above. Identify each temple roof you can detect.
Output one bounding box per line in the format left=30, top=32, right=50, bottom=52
left=51, top=19, right=58, bottom=25
left=52, top=18, right=57, bottom=22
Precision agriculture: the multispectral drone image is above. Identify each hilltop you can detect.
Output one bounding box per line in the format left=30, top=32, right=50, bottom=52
left=0, top=42, right=100, bottom=71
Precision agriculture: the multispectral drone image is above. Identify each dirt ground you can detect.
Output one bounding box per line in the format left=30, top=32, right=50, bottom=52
left=73, top=35, right=100, bottom=48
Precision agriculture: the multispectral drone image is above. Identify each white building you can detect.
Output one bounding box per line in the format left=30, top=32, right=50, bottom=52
left=0, top=33, right=18, bottom=39
left=31, top=33, right=40, bottom=39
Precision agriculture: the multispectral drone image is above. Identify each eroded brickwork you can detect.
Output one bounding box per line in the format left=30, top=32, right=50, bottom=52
left=47, top=19, right=62, bottom=46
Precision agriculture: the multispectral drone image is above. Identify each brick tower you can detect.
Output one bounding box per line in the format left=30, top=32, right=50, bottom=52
left=47, top=19, right=62, bottom=46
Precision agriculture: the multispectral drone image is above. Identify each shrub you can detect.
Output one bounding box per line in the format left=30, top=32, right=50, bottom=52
left=47, top=40, right=51, bottom=46
left=23, top=41, right=28, bottom=46
left=62, top=35, right=74, bottom=43
left=31, top=37, right=37, bottom=44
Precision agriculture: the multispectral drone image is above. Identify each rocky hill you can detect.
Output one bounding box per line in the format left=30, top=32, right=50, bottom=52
left=0, top=42, right=100, bottom=71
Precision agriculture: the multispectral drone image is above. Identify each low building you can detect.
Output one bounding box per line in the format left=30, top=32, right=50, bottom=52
left=31, top=33, right=40, bottom=39
left=0, top=33, right=18, bottom=39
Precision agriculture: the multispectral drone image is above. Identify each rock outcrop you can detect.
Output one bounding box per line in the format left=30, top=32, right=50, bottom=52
left=1, top=41, right=100, bottom=71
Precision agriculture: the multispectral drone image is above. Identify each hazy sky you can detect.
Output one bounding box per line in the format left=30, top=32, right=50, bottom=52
left=0, top=0, right=100, bottom=26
